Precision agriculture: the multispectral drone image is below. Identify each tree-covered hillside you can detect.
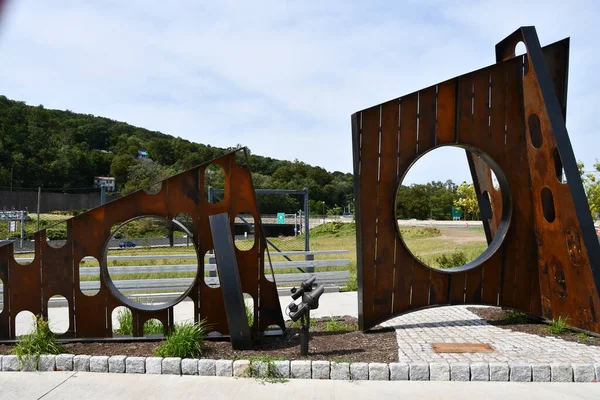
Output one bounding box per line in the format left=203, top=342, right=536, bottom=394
left=0, top=96, right=353, bottom=214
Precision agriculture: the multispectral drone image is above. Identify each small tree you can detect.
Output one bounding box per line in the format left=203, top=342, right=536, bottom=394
left=454, top=183, right=479, bottom=220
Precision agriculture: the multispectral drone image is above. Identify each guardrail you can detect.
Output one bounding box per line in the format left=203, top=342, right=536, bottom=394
left=3, top=250, right=351, bottom=303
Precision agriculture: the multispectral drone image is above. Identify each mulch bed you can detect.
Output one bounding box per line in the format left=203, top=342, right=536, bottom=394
left=0, top=316, right=398, bottom=363
left=467, top=307, right=600, bottom=347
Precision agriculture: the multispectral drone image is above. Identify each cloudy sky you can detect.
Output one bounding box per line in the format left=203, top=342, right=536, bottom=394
left=0, top=0, right=598, bottom=185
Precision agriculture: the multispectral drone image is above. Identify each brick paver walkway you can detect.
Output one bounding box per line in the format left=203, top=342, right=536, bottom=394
left=383, top=306, right=600, bottom=363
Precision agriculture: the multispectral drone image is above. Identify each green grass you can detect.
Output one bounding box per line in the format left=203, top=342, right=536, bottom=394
left=154, top=320, right=209, bottom=358
left=12, top=315, right=67, bottom=370
left=547, top=316, right=569, bottom=335
left=245, top=302, right=254, bottom=327
left=503, top=310, right=528, bottom=324
left=15, top=222, right=489, bottom=292
left=577, top=332, right=590, bottom=343
left=244, top=355, right=288, bottom=383
left=324, top=317, right=356, bottom=332
left=113, top=301, right=165, bottom=335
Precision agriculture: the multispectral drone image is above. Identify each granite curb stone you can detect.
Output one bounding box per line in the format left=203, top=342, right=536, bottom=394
left=409, top=362, right=429, bottom=381
left=198, top=359, right=216, bottom=376
left=573, top=363, right=595, bottom=382
left=389, top=362, right=409, bottom=381
left=181, top=359, right=198, bottom=375
left=233, top=360, right=250, bottom=377
left=273, top=360, right=290, bottom=379
left=89, top=356, right=109, bottom=373
left=470, top=363, right=489, bottom=381
left=350, top=362, right=368, bottom=380
left=532, top=364, right=551, bottom=382
left=216, top=359, right=233, bottom=377
left=489, top=363, right=509, bottom=381
left=369, top=363, right=389, bottom=381
left=162, top=357, right=182, bottom=375
left=429, top=362, right=450, bottom=381
left=146, top=357, right=162, bottom=374
left=551, top=363, right=573, bottom=382
left=330, top=362, right=350, bottom=380
left=56, top=354, right=74, bottom=371
left=1, top=355, right=598, bottom=382
left=126, top=357, right=146, bottom=374
left=291, top=360, right=311, bottom=379
left=252, top=361, right=268, bottom=378
left=73, top=355, right=91, bottom=372
left=509, top=363, right=532, bottom=382
left=38, top=355, right=56, bottom=372
left=450, top=363, right=470, bottom=381
left=312, top=361, right=330, bottom=379
left=108, top=355, right=127, bottom=373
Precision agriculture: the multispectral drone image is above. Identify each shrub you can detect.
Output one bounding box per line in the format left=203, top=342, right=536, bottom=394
left=12, top=315, right=66, bottom=370
left=154, top=320, right=208, bottom=358
left=435, top=251, right=468, bottom=269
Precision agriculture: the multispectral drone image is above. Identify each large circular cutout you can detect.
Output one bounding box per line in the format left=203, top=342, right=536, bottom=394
left=395, top=146, right=511, bottom=272
left=103, top=215, right=199, bottom=311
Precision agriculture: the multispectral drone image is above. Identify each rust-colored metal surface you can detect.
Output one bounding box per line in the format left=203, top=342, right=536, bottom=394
left=353, top=26, right=600, bottom=334
left=431, top=343, right=495, bottom=354
left=0, top=149, right=285, bottom=340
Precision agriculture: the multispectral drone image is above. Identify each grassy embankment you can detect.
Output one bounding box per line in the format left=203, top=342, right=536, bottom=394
left=15, top=222, right=487, bottom=292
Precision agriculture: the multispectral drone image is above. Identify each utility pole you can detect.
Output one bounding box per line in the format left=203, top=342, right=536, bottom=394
left=100, top=185, right=106, bottom=205
left=37, top=187, right=41, bottom=231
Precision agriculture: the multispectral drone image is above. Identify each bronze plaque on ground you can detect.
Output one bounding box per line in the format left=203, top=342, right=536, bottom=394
left=431, top=343, right=495, bottom=353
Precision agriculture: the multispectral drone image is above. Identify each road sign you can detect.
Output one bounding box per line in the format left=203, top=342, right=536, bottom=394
left=452, top=206, right=462, bottom=220
left=277, top=213, right=285, bottom=224
left=0, top=210, right=27, bottom=221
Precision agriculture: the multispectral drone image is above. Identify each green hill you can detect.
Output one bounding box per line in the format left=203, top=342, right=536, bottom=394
left=0, top=96, right=353, bottom=214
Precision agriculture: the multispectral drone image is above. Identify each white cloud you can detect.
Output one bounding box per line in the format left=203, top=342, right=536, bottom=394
left=0, top=0, right=599, bottom=185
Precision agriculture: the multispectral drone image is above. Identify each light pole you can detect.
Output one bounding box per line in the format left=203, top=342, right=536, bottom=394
left=322, top=202, right=325, bottom=224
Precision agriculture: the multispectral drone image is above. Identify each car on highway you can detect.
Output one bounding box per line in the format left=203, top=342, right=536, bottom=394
left=119, top=240, right=136, bottom=248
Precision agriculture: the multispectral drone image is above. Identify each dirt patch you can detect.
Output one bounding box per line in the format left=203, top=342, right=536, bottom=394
left=467, top=307, right=600, bottom=347
left=0, top=317, right=398, bottom=363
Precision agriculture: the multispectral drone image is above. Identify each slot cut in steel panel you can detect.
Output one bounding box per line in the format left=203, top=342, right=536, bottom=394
left=353, top=26, right=600, bottom=334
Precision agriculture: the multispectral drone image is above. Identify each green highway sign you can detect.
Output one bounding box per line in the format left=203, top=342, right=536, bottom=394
left=277, top=213, right=285, bottom=224
left=451, top=206, right=463, bottom=219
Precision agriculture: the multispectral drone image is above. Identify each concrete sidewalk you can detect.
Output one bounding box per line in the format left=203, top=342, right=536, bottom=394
left=1, top=372, right=598, bottom=400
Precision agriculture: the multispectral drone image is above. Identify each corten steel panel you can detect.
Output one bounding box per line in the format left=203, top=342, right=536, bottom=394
left=353, top=26, right=600, bottom=333
left=209, top=213, right=252, bottom=350
left=0, top=149, right=285, bottom=341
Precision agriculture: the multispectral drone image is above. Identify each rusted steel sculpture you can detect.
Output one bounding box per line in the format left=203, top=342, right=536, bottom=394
left=352, top=26, right=600, bottom=334
left=0, top=149, right=285, bottom=341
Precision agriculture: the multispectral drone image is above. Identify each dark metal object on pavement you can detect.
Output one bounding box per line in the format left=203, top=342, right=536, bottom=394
left=352, top=26, right=600, bottom=334
left=0, top=149, right=285, bottom=342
